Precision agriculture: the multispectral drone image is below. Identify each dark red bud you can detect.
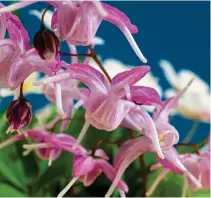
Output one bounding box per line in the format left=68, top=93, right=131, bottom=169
left=33, top=29, right=60, bottom=61
left=6, top=98, right=32, bottom=130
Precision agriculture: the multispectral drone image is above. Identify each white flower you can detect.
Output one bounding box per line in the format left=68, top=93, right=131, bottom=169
left=0, top=72, right=41, bottom=98
left=160, top=59, right=210, bottom=123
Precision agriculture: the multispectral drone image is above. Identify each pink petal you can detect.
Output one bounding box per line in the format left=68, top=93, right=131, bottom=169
left=96, top=159, right=129, bottom=192
left=72, top=155, right=95, bottom=177
left=131, top=86, right=163, bottom=108
left=114, top=136, right=154, bottom=169
left=6, top=13, right=30, bottom=50
left=0, top=39, right=20, bottom=88
left=83, top=168, right=102, bottom=186
left=9, top=48, right=52, bottom=90
left=111, top=66, right=150, bottom=98
left=102, top=3, right=137, bottom=33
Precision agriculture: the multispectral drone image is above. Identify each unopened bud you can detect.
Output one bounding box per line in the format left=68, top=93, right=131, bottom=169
left=34, top=28, right=60, bottom=61
left=6, top=98, right=32, bottom=133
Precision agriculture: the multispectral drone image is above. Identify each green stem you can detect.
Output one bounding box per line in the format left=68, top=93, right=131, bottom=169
left=183, top=121, right=200, bottom=143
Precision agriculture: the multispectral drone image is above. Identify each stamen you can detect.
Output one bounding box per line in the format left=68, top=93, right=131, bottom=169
left=33, top=73, right=70, bottom=86
left=119, top=190, right=126, bottom=198
left=146, top=169, right=169, bottom=196
left=92, top=0, right=108, bottom=17
left=182, top=175, right=188, bottom=198
left=124, top=85, right=132, bottom=101
left=75, top=121, right=90, bottom=145
left=54, top=82, right=64, bottom=115
left=0, top=1, right=34, bottom=13
left=123, top=27, right=147, bottom=63
left=0, top=137, right=18, bottom=149
left=57, top=176, right=79, bottom=198
left=6, top=126, right=13, bottom=134
left=17, top=129, right=28, bottom=137
left=23, top=143, right=49, bottom=150
left=48, top=150, right=55, bottom=167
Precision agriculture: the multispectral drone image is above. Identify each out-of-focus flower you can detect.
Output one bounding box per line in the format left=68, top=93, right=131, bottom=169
left=0, top=72, right=41, bottom=97
left=57, top=148, right=128, bottom=198
left=6, top=96, right=32, bottom=136
left=147, top=149, right=209, bottom=197
left=0, top=1, right=147, bottom=63
left=160, top=60, right=210, bottom=123
left=0, top=129, right=85, bottom=167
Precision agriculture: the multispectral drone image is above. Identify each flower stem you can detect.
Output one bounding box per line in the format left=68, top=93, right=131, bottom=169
left=88, top=44, right=112, bottom=83
left=41, top=5, right=53, bottom=29
left=59, top=51, right=91, bottom=57
left=183, top=121, right=200, bottom=143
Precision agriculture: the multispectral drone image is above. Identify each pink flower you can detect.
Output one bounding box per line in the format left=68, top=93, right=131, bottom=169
left=34, top=63, right=159, bottom=146
left=0, top=6, right=52, bottom=90
left=0, top=1, right=147, bottom=63
left=0, top=129, right=85, bottom=167
left=146, top=148, right=208, bottom=197
left=57, top=148, right=128, bottom=198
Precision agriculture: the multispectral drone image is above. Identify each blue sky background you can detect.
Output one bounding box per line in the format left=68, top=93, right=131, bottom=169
left=0, top=1, right=210, bottom=143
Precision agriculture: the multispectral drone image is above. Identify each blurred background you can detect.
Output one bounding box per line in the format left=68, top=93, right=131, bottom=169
left=0, top=1, right=210, bottom=197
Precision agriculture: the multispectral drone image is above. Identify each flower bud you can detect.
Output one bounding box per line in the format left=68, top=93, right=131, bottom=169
left=6, top=98, right=32, bottom=132
left=33, top=28, right=60, bottom=61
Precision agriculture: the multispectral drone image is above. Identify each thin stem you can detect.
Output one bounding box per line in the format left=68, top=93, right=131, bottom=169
left=140, top=154, right=147, bottom=197
left=59, top=51, right=91, bottom=57
left=88, top=44, right=112, bottom=83
left=19, top=82, right=24, bottom=99
left=183, top=121, right=200, bottom=143
left=41, top=5, right=53, bottom=29
left=176, top=143, right=200, bottom=155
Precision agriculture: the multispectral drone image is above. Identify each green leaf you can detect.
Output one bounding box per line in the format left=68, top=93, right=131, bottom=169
left=191, top=189, right=210, bottom=197
left=0, top=183, right=26, bottom=197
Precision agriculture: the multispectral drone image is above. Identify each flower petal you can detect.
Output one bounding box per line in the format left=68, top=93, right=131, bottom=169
left=110, top=66, right=150, bottom=98
left=131, top=86, right=163, bottom=108
left=96, top=159, right=129, bottom=192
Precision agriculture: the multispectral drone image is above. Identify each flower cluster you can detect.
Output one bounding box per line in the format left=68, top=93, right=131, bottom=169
left=0, top=1, right=209, bottom=197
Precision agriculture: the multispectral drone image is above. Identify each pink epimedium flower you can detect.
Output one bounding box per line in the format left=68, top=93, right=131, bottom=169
left=105, top=135, right=178, bottom=197
left=180, top=151, right=210, bottom=192
left=34, top=63, right=158, bottom=145
left=146, top=148, right=207, bottom=197
left=57, top=148, right=128, bottom=198
left=0, top=129, right=85, bottom=167
left=0, top=1, right=147, bottom=63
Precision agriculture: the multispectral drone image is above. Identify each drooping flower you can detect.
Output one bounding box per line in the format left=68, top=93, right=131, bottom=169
left=160, top=60, right=210, bottom=123
left=0, top=0, right=147, bottom=63
left=6, top=95, right=32, bottom=136
left=57, top=148, right=128, bottom=198
left=0, top=129, right=85, bottom=167
left=33, top=63, right=164, bottom=152
left=146, top=148, right=209, bottom=197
